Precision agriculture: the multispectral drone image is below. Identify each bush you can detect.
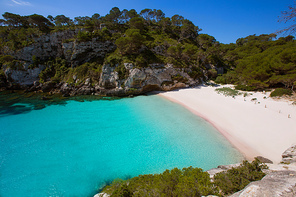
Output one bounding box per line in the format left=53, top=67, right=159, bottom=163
left=215, top=87, right=240, bottom=97
left=172, top=74, right=188, bottom=83
left=77, top=31, right=92, bottom=42
left=102, top=167, right=218, bottom=197
left=0, top=55, right=14, bottom=66
left=235, top=85, right=257, bottom=91
left=270, top=88, right=293, bottom=97
left=214, top=159, right=267, bottom=196
left=208, top=69, right=217, bottom=79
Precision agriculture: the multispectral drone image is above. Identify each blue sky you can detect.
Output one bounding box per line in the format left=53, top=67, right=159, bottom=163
left=0, top=0, right=294, bottom=43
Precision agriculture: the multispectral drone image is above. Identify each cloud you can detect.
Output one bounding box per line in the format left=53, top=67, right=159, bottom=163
left=10, top=0, right=31, bottom=6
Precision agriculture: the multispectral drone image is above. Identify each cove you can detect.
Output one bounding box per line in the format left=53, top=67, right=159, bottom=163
left=0, top=95, right=243, bottom=196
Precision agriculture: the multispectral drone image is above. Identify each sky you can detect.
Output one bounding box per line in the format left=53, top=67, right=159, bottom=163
left=0, top=0, right=294, bottom=44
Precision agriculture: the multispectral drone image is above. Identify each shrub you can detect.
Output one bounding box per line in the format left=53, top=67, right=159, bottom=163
left=214, top=159, right=267, bottom=196
left=0, top=55, right=14, bottom=66
left=208, top=69, right=217, bottom=79
left=188, top=66, right=204, bottom=80
left=172, top=74, right=188, bottom=83
left=235, top=85, right=257, bottom=91
left=215, top=87, right=240, bottom=97
left=102, top=167, right=218, bottom=196
left=77, top=31, right=92, bottom=42
left=270, top=88, right=293, bottom=97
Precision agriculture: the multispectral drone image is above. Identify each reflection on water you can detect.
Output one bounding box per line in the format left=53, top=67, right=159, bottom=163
left=0, top=91, right=118, bottom=116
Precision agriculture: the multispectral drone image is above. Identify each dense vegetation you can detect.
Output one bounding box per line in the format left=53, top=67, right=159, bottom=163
left=0, top=8, right=295, bottom=93
left=215, top=34, right=296, bottom=91
left=100, top=159, right=267, bottom=197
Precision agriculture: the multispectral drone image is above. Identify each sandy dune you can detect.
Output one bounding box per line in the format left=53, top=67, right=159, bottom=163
left=159, top=85, right=296, bottom=163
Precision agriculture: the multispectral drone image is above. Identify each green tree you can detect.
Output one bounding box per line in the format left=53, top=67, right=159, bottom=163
left=129, top=17, right=145, bottom=31
left=171, top=14, right=184, bottom=26
left=105, top=7, right=122, bottom=24
left=115, top=29, right=145, bottom=55
left=2, top=12, right=28, bottom=27
left=54, top=15, right=73, bottom=27
left=27, top=14, right=54, bottom=32
left=91, top=13, right=101, bottom=28
left=214, top=159, right=267, bottom=196
left=180, top=19, right=200, bottom=41
left=140, top=9, right=152, bottom=21
left=159, top=17, right=172, bottom=33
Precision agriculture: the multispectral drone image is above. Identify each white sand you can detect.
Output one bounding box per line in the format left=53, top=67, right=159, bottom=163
left=158, top=85, right=296, bottom=163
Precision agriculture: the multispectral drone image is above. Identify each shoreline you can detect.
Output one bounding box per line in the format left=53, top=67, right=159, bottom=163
left=158, top=94, right=259, bottom=161
left=158, top=85, right=296, bottom=163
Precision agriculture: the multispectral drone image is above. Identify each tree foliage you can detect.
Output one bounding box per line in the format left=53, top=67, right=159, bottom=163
left=214, top=159, right=267, bottom=196
left=215, top=34, right=296, bottom=91
left=101, top=160, right=267, bottom=197
left=103, top=166, right=218, bottom=197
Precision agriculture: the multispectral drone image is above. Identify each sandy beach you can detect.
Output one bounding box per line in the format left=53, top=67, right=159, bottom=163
left=159, top=85, right=296, bottom=163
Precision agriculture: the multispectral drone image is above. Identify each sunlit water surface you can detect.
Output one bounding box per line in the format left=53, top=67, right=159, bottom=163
left=0, top=93, right=242, bottom=196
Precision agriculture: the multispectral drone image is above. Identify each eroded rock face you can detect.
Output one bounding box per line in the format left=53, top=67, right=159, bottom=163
left=96, top=64, right=201, bottom=96
left=3, top=63, right=46, bottom=86
left=282, top=145, right=296, bottom=164
left=1, top=61, right=203, bottom=96
left=230, top=170, right=296, bottom=197
left=99, top=65, right=119, bottom=89
left=1, top=28, right=207, bottom=95
left=10, top=30, right=116, bottom=67
left=13, top=30, right=79, bottom=62
left=125, top=68, right=146, bottom=89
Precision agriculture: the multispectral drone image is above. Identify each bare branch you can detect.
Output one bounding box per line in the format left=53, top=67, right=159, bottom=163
left=277, top=1, right=296, bottom=35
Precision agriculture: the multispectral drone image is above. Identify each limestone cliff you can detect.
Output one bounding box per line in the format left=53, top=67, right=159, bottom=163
left=0, top=29, right=210, bottom=96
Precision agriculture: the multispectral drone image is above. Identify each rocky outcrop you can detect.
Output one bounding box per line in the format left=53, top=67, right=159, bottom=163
left=230, top=170, right=296, bottom=197
left=255, top=156, right=273, bottom=164
left=3, top=63, right=46, bottom=86
left=1, top=29, right=204, bottom=96
left=282, top=145, right=296, bottom=164
left=96, top=63, right=200, bottom=96
left=99, top=65, right=119, bottom=89
left=206, top=163, right=241, bottom=179
left=13, top=29, right=79, bottom=62
left=9, top=29, right=116, bottom=67
left=94, top=193, right=110, bottom=197
left=1, top=62, right=202, bottom=96
left=64, top=39, right=116, bottom=67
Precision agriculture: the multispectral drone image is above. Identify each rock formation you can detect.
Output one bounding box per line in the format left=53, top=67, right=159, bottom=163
left=281, top=144, right=296, bottom=164
left=1, top=29, right=207, bottom=96
left=230, top=170, right=296, bottom=197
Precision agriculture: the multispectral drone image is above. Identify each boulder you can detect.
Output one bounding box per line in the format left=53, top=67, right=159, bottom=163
left=282, top=145, right=296, bottom=164
left=255, top=156, right=273, bottom=164
left=94, top=193, right=110, bottom=197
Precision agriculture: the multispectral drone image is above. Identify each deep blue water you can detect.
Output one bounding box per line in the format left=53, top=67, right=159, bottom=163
left=0, top=94, right=242, bottom=196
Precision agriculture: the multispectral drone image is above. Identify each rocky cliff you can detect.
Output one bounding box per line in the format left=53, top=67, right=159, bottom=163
left=1, top=29, right=207, bottom=96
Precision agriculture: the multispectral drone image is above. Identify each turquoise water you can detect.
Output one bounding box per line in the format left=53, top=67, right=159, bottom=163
left=0, top=95, right=242, bottom=196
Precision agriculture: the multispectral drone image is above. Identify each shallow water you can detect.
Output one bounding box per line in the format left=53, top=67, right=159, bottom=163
left=0, top=93, right=242, bottom=196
